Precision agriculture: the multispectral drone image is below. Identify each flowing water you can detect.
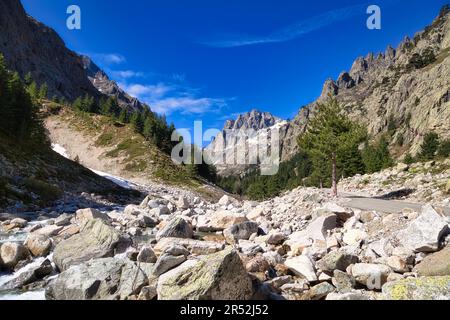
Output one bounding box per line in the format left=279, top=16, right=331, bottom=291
left=0, top=229, right=52, bottom=301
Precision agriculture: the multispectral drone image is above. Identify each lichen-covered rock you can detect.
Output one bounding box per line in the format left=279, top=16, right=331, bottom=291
left=413, top=246, right=450, bottom=276
left=157, top=248, right=253, bottom=300
left=53, top=219, right=123, bottom=271
left=46, top=258, right=148, bottom=300
left=381, top=276, right=450, bottom=300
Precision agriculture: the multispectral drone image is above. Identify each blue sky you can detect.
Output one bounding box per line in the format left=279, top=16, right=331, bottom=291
left=22, top=0, right=448, bottom=135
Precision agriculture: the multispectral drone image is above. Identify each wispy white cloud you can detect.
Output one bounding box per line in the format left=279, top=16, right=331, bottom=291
left=200, top=3, right=370, bottom=48
left=119, top=81, right=227, bottom=115
left=151, top=97, right=227, bottom=115
left=111, top=70, right=145, bottom=79
left=91, top=53, right=126, bottom=65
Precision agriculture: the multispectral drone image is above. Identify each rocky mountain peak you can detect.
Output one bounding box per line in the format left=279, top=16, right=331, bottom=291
left=223, top=110, right=281, bottom=131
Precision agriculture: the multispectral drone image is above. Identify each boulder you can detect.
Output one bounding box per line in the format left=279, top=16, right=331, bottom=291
left=303, top=282, right=335, bottom=300
left=396, top=205, right=448, bottom=253
left=284, top=255, right=317, bottom=282
left=287, top=214, right=337, bottom=246
left=123, top=205, right=142, bottom=216
left=176, top=197, right=190, bottom=210
left=198, top=211, right=248, bottom=232
left=75, top=208, right=109, bottom=222
left=34, top=225, right=63, bottom=237
left=247, top=207, right=264, bottom=220
left=137, top=246, right=157, bottom=263
left=156, top=217, right=193, bottom=241
left=223, top=221, right=259, bottom=244
left=6, top=218, right=28, bottom=230
left=245, top=255, right=270, bottom=273
left=350, top=263, right=391, bottom=290
left=266, top=232, right=286, bottom=245
left=54, top=214, right=72, bottom=227
left=317, top=251, right=359, bottom=273
left=157, top=248, right=253, bottom=300
left=332, top=270, right=355, bottom=292
left=0, top=242, right=30, bottom=269
left=25, top=234, right=52, bottom=257
left=153, top=238, right=225, bottom=256
left=53, top=219, right=124, bottom=271
left=343, top=229, right=368, bottom=245
left=46, top=258, right=148, bottom=300
left=152, top=253, right=187, bottom=277
left=413, top=245, right=450, bottom=276
left=385, top=256, right=409, bottom=273
left=382, top=276, right=450, bottom=300
left=218, top=195, right=233, bottom=206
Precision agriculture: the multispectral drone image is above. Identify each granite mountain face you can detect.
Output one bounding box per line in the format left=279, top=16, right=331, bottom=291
left=281, top=5, right=450, bottom=162
left=0, top=0, right=145, bottom=112
left=210, top=6, right=450, bottom=176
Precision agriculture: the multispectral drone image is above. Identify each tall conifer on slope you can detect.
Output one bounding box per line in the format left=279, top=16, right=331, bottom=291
left=298, top=97, right=366, bottom=197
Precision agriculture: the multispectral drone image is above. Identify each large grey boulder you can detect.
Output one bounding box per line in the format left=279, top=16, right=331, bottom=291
left=46, top=258, right=148, bottom=300
left=53, top=219, right=124, bottom=271
left=223, top=221, right=259, bottom=244
left=396, top=205, right=449, bottom=253
left=156, top=217, right=193, bottom=241
left=157, top=248, right=253, bottom=300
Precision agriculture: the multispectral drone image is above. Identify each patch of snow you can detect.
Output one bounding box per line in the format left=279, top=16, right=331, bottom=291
left=89, top=169, right=139, bottom=190
left=51, top=143, right=69, bottom=159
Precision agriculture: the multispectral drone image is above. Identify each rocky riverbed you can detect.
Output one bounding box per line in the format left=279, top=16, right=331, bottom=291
left=0, top=161, right=449, bottom=300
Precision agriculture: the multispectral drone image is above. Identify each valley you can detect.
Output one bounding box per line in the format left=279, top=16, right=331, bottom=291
left=0, top=0, right=449, bottom=302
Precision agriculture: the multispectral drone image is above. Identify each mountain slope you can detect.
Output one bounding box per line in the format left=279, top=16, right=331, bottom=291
left=0, top=0, right=99, bottom=101
left=281, top=5, right=450, bottom=161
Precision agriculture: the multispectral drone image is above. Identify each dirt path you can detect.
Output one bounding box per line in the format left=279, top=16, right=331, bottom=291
left=338, top=191, right=450, bottom=216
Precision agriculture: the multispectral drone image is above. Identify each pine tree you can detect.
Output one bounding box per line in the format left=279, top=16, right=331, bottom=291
left=130, top=110, right=144, bottom=133
left=438, top=139, right=450, bottom=158
left=38, top=83, right=48, bottom=100
left=418, top=132, right=439, bottom=161
left=27, top=81, right=39, bottom=101
left=118, top=108, right=128, bottom=123
left=298, top=97, right=366, bottom=196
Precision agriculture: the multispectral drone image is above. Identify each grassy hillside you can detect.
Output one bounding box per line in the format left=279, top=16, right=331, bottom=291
left=44, top=104, right=202, bottom=188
